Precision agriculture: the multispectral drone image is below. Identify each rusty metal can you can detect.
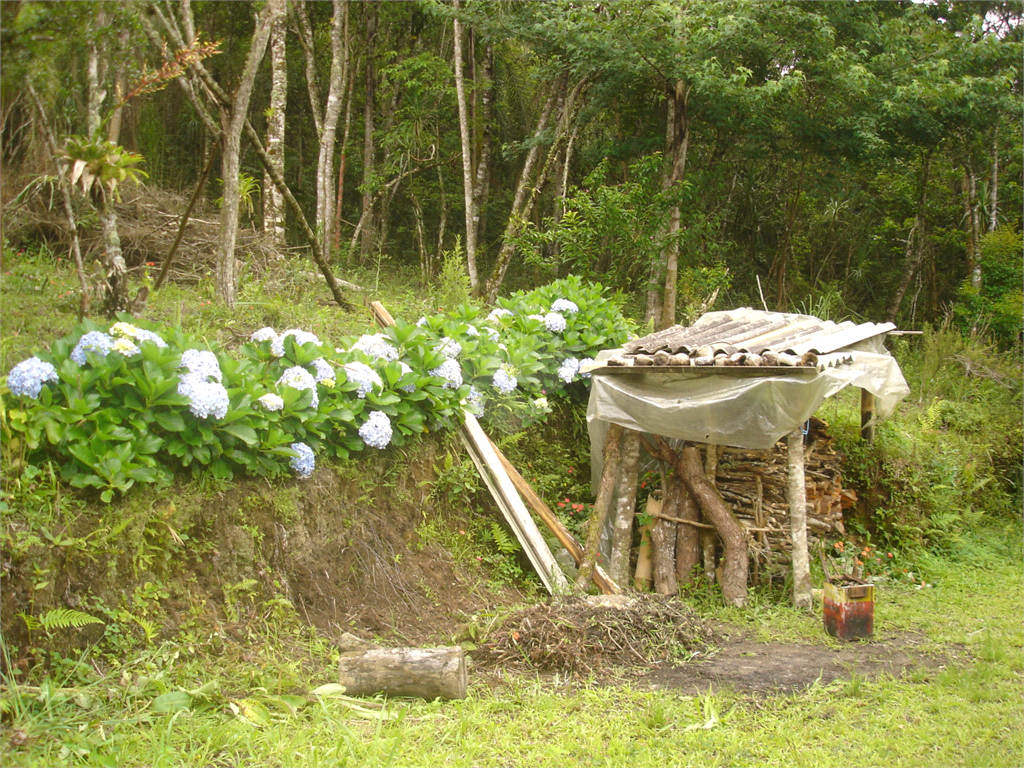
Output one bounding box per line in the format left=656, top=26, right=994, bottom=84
left=823, top=582, right=875, bottom=641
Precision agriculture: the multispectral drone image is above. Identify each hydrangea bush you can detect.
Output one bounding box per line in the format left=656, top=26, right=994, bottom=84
left=1, top=276, right=631, bottom=500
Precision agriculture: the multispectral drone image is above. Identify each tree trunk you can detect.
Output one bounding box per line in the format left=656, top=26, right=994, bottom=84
left=634, top=522, right=653, bottom=591
left=650, top=489, right=678, bottom=595
left=886, top=152, right=932, bottom=322
left=360, top=3, right=378, bottom=260
left=989, top=127, right=999, bottom=233
left=787, top=430, right=812, bottom=610
left=99, top=201, right=128, bottom=316
left=658, top=80, right=689, bottom=331
left=314, top=0, right=348, bottom=263
left=262, top=0, right=287, bottom=246
left=575, top=423, right=623, bottom=591
left=333, top=69, right=355, bottom=252
left=608, top=429, right=641, bottom=587
left=471, top=44, right=494, bottom=265
left=338, top=646, right=467, bottom=700
left=673, top=474, right=701, bottom=586
left=86, top=20, right=105, bottom=137
left=215, top=2, right=277, bottom=306
left=452, top=0, right=479, bottom=293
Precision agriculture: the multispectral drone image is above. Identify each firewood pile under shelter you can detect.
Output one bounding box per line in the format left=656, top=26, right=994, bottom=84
left=579, top=308, right=911, bottom=609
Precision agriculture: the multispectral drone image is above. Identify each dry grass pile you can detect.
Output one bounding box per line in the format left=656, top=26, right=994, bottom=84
left=472, top=595, right=717, bottom=676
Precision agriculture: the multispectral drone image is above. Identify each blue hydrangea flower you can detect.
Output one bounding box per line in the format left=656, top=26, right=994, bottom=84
left=557, top=357, right=581, bottom=383
left=290, top=442, right=315, bottom=478
left=70, top=331, right=114, bottom=365
left=257, top=393, right=284, bottom=411
left=415, top=316, right=428, bottom=327
left=179, top=349, right=222, bottom=382
left=464, top=324, right=480, bottom=337
left=466, top=385, right=485, bottom=414
left=351, top=333, right=399, bottom=362
left=277, top=366, right=319, bottom=408
left=342, top=361, right=382, bottom=398
left=111, top=337, right=141, bottom=357
left=434, top=337, right=461, bottom=359
left=251, top=326, right=278, bottom=344
left=309, top=357, right=335, bottom=383
left=178, top=375, right=229, bottom=419
left=551, top=298, right=579, bottom=314
left=484, top=326, right=500, bottom=342
left=272, top=329, right=321, bottom=357
left=544, top=312, right=567, bottom=333
left=358, top=410, right=393, bottom=450
left=7, top=357, right=58, bottom=399
left=486, top=308, right=513, bottom=323
left=429, top=358, right=463, bottom=389
left=397, top=361, right=416, bottom=393
left=134, top=328, right=167, bottom=347
left=492, top=366, right=517, bottom=394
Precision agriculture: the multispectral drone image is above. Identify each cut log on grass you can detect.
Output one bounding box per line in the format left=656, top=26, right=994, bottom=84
left=673, top=474, right=701, bottom=586
left=337, top=646, right=467, bottom=700
left=609, top=429, right=641, bottom=587
left=575, top=423, right=623, bottom=591
left=787, top=429, right=812, bottom=610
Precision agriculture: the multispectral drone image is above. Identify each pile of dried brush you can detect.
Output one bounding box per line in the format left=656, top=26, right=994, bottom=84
left=471, top=595, right=717, bottom=676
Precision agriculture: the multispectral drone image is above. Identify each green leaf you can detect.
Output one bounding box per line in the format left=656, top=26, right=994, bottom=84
left=220, top=423, right=258, bottom=446
left=153, top=411, right=185, bottom=432
left=152, top=691, right=192, bottom=714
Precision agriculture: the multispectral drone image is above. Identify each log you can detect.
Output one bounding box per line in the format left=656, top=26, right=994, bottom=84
left=649, top=491, right=678, bottom=595
left=337, top=646, right=467, bottom=700
left=576, top=423, right=623, bottom=590
left=608, top=430, right=641, bottom=586
left=674, top=474, right=702, bottom=585
left=787, top=429, right=813, bottom=610
left=861, top=388, right=876, bottom=442
left=634, top=522, right=653, bottom=591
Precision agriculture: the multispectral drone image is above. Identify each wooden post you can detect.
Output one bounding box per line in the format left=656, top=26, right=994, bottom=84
left=860, top=389, right=876, bottom=442
left=575, top=423, right=623, bottom=591
left=787, top=429, right=813, bottom=610
left=701, top=444, right=720, bottom=580
left=650, top=487, right=678, bottom=595
left=674, top=474, right=701, bottom=586
left=608, top=429, right=641, bottom=587
left=634, top=521, right=653, bottom=591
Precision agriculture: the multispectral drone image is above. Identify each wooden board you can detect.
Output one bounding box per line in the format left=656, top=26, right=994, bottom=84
left=585, top=365, right=819, bottom=377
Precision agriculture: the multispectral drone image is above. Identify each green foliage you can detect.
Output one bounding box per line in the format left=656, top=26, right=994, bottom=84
left=60, top=135, right=147, bottom=206
left=954, top=229, right=1024, bottom=348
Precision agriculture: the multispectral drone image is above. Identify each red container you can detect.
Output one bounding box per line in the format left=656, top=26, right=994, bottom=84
left=823, top=582, right=874, bottom=640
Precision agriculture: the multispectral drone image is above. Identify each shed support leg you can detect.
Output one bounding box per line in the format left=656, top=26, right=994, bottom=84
left=787, top=429, right=812, bottom=610
left=860, top=389, right=876, bottom=443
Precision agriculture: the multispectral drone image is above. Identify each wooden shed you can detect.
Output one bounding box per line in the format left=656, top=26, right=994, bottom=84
left=580, top=308, right=911, bottom=608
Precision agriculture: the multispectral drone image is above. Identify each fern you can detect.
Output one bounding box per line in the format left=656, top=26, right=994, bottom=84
left=489, top=522, right=520, bottom=555
left=21, top=608, right=104, bottom=634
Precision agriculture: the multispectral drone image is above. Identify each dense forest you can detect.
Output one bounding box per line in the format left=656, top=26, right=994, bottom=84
left=1, top=0, right=1021, bottom=336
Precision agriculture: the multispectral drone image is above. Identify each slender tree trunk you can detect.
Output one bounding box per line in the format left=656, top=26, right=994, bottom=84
left=989, top=127, right=999, bottom=233
left=471, top=44, right=494, bottom=255
left=435, top=158, right=448, bottom=269
left=215, top=2, right=277, bottom=306
left=334, top=65, right=355, bottom=252
left=452, top=0, right=479, bottom=292
left=608, top=430, right=641, bottom=586
left=674, top=474, right=701, bottom=586
left=86, top=21, right=105, bottom=137
left=294, top=0, right=323, bottom=135
left=576, top=424, right=624, bottom=591
left=966, top=165, right=983, bottom=290
left=262, top=0, right=287, bottom=246
left=315, top=0, right=348, bottom=263
left=99, top=200, right=128, bottom=316
left=886, top=152, right=932, bottom=322
left=787, top=430, right=812, bottom=610
left=361, top=3, right=378, bottom=260
left=657, top=80, right=689, bottom=330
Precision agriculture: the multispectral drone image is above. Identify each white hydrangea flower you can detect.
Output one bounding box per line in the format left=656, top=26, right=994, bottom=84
left=534, top=396, right=549, bottom=410
left=111, top=337, right=140, bottom=356
left=133, top=328, right=167, bottom=348
left=309, top=357, right=335, bottom=383
left=551, top=298, right=579, bottom=314
left=492, top=366, right=517, bottom=394
left=527, top=314, right=545, bottom=323
left=464, top=324, right=480, bottom=337
left=70, top=331, right=114, bottom=365
left=358, top=410, right=393, bottom=450
left=257, top=393, right=284, bottom=411
left=544, top=312, right=567, bottom=333
left=290, top=442, right=315, bottom=478
left=179, top=349, right=222, bottom=382
left=351, top=333, right=399, bottom=362
left=484, top=326, right=500, bottom=342
left=343, top=361, right=383, bottom=398
left=109, top=322, right=141, bottom=339
left=277, top=366, right=319, bottom=408
left=177, top=374, right=229, bottom=419
left=434, top=337, right=461, bottom=359
left=251, top=326, right=278, bottom=344
left=466, top=385, right=485, bottom=415
left=557, top=357, right=581, bottom=383
left=6, top=357, right=58, bottom=399
left=486, top=307, right=513, bottom=323
left=415, top=316, right=428, bottom=327
left=272, top=329, right=321, bottom=357
left=429, top=358, right=463, bottom=389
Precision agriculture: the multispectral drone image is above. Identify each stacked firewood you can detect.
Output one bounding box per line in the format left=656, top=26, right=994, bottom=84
left=713, top=418, right=852, bottom=572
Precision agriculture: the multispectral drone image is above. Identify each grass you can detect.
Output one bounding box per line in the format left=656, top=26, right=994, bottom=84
left=2, top=526, right=1020, bottom=767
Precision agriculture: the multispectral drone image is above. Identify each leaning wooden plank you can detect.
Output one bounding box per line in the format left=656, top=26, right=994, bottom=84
left=491, top=443, right=621, bottom=595
left=338, top=646, right=467, bottom=700
left=461, top=413, right=569, bottom=594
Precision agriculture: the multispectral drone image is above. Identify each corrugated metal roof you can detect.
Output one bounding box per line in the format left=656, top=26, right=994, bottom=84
left=623, top=309, right=896, bottom=357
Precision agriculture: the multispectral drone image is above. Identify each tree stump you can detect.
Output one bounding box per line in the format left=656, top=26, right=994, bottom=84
left=337, top=646, right=468, bottom=700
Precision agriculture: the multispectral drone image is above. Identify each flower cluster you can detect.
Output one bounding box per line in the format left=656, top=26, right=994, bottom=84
left=70, top=331, right=114, bottom=365
left=309, top=357, right=335, bottom=384
left=464, top=324, right=480, bottom=337
left=484, top=326, right=500, bottom=342
left=290, top=442, right=315, bottom=478
left=493, top=366, right=517, bottom=394
left=486, top=307, right=513, bottom=323
left=557, top=357, right=581, bottom=383
left=110, top=322, right=167, bottom=348
left=272, top=329, right=321, bottom=357
left=543, top=312, right=567, bottom=333
left=551, top=298, right=579, bottom=315
left=358, top=410, right=393, bottom=450
left=7, top=357, right=58, bottom=399
left=343, top=361, right=382, bottom=398
left=251, top=327, right=278, bottom=344
left=397, top=361, right=416, bottom=393
left=111, top=338, right=140, bottom=356
left=435, top=337, right=461, bottom=359
left=430, top=358, right=463, bottom=389
left=466, top=385, right=485, bottom=414
left=257, top=393, right=285, bottom=411
left=179, top=349, right=222, bottom=381
left=351, top=333, right=399, bottom=362
left=278, top=366, right=319, bottom=408
left=177, top=376, right=229, bottom=419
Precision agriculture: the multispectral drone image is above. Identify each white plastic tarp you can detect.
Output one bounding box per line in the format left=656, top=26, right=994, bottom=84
left=586, top=345, right=909, bottom=489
